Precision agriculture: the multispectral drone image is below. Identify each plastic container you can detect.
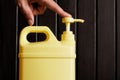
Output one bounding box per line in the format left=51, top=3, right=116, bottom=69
left=19, top=17, right=84, bottom=80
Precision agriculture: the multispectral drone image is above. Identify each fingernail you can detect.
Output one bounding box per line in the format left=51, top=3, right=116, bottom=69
left=67, top=14, right=72, bottom=17
left=61, top=11, right=72, bottom=17
left=65, top=12, right=72, bottom=17
left=28, top=19, right=33, bottom=26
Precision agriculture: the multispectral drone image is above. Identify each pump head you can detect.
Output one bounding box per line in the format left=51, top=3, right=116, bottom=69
left=62, top=17, right=85, bottom=31
left=61, top=17, right=85, bottom=42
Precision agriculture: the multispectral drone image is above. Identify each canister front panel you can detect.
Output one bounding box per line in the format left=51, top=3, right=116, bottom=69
left=19, top=58, right=75, bottom=80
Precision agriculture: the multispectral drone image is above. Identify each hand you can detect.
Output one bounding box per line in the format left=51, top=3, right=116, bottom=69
left=17, top=0, right=72, bottom=25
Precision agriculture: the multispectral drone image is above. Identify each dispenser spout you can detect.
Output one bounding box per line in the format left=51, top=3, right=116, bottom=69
left=74, top=19, right=85, bottom=23
left=62, top=17, right=85, bottom=31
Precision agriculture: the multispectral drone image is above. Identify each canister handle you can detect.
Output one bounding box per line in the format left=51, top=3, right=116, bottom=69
left=20, top=26, right=58, bottom=46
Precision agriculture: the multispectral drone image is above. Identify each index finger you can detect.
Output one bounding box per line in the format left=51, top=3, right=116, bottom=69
left=43, top=0, right=72, bottom=17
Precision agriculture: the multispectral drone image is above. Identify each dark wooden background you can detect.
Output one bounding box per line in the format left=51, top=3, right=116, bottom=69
left=0, top=0, right=120, bottom=80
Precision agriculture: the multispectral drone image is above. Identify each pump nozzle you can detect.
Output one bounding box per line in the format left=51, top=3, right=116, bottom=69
left=62, top=17, right=85, bottom=31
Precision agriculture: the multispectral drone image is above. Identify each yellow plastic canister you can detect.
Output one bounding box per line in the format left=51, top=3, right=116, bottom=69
left=19, top=17, right=84, bottom=80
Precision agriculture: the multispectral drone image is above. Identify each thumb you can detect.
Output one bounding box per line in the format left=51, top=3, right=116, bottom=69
left=18, top=0, right=34, bottom=25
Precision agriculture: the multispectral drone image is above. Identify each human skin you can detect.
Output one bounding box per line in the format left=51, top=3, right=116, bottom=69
left=17, top=0, right=72, bottom=25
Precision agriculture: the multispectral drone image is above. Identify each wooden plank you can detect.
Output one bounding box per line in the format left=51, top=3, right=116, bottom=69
left=97, top=0, right=116, bottom=80
left=18, top=9, right=28, bottom=33
left=0, top=1, right=3, bottom=79
left=77, top=0, right=96, bottom=80
left=0, top=1, right=3, bottom=78
left=15, top=7, right=19, bottom=80
left=117, top=0, right=120, bottom=79
left=0, top=0, right=16, bottom=80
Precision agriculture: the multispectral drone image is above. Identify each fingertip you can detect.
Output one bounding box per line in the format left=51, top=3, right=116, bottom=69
left=28, top=19, right=34, bottom=26
left=27, top=13, right=34, bottom=25
left=61, top=11, right=72, bottom=18
left=44, top=0, right=72, bottom=18
left=17, top=0, right=34, bottom=25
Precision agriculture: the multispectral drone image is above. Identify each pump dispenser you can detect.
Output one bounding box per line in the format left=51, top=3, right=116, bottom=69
left=19, top=17, right=84, bottom=80
left=61, top=17, right=84, bottom=42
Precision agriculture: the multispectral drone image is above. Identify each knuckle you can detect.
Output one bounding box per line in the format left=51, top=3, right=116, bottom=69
left=41, top=0, right=47, bottom=4
left=40, top=7, right=46, bottom=14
